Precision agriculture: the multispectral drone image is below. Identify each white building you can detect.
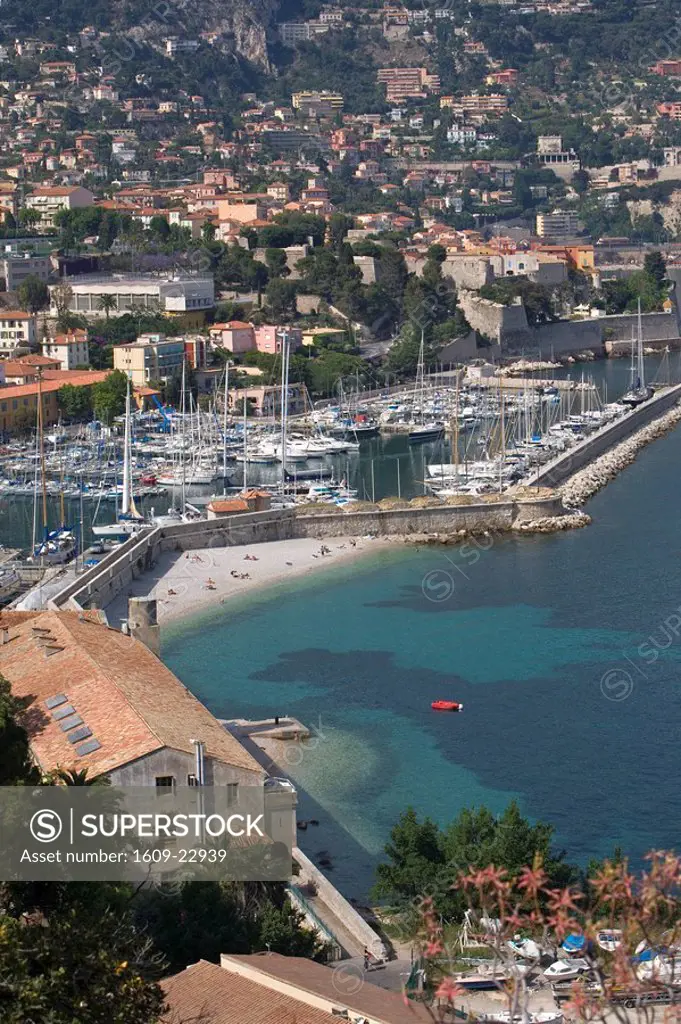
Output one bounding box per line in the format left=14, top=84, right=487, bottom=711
left=24, top=185, right=94, bottom=229
left=165, top=37, right=200, bottom=56
left=42, top=329, right=89, bottom=370
left=50, top=273, right=215, bottom=318
left=0, top=608, right=297, bottom=855
left=0, top=311, right=37, bottom=356
left=447, top=124, right=477, bottom=145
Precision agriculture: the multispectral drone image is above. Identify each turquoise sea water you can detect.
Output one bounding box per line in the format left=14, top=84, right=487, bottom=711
left=162, top=373, right=681, bottom=898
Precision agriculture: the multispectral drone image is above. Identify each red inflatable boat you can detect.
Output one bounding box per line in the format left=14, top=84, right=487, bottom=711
left=431, top=700, right=463, bottom=712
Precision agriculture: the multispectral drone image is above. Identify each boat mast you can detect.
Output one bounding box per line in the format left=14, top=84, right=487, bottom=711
left=242, top=392, right=248, bottom=492
left=222, top=361, right=229, bottom=495
left=280, top=330, right=290, bottom=495
left=453, top=367, right=460, bottom=488
left=637, top=298, right=645, bottom=390
left=121, top=375, right=132, bottom=517
left=37, top=370, right=48, bottom=540
left=180, top=360, right=187, bottom=510
left=31, top=379, right=41, bottom=553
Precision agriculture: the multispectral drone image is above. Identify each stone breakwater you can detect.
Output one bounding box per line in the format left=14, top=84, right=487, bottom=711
left=512, top=511, right=591, bottom=533
left=400, top=510, right=591, bottom=546
left=561, top=402, right=681, bottom=508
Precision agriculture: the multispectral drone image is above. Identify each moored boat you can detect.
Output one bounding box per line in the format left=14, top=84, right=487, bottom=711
left=431, top=699, right=463, bottom=712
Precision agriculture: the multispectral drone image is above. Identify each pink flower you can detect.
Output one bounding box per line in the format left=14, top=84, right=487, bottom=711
left=517, top=861, right=548, bottom=898
left=435, top=978, right=466, bottom=1002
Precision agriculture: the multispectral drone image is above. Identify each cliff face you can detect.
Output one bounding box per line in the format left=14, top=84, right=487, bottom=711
left=111, top=0, right=279, bottom=71
left=176, top=0, right=279, bottom=70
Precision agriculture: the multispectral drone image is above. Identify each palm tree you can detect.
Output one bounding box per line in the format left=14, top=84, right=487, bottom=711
left=98, top=294, right=117, bottom=320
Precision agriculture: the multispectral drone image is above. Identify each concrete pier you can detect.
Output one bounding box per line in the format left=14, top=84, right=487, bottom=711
left=526, top=383, right=681, bottom=489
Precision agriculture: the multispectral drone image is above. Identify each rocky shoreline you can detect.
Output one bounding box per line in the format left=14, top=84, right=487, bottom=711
left=561, top=401, right=681, bottom=508
left=400, top=510, right=591, bottom=547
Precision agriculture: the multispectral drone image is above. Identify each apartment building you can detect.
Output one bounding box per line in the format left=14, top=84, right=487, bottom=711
left=216, top=196, right=268, bottom=224
left=113, top=333, right=186, bottom=386
left=0, top=253, right=51, bottom=290
left=0, top=182, right=18, bottom=220
left=292, top=90, right=344, bottom=117
left=652, top=59, right=681, bottom=76
left=377, top=67, right=440, bottom=102
left=25, top=185, right=94, bottom=229
left=42, top=329, right=89, bottom=370
left=279, top=21, right=329, bottom=44
left=208, top=322, right=302, bottom=355
left=657, top=102, right=681, bottom=120
left=460, top=93, right=509, bottom=117
left=535, top=210, right=581, bottom=238
left=0, top=311, right=37, bottom=356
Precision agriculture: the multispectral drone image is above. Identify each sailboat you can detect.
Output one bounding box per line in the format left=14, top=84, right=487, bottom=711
left=409, top=332, right=445, bottom=443
left=92, top=377, right=146, bottom=541
left=621, top=300, right=654, bottom=408
left=30, top=373, right=76, bottom=564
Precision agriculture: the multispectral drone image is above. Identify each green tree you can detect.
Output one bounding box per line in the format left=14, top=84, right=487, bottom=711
left=0, top=908, right=166, bottom=1023
left=308, top=350, right=368, bottom=395
left=643, top=250, right=667, bottom=289
left=373, top=802, right=576, bottom=921
left=16, top=275, right=49, bottom=314
left=149, top=215, right=170, bottom=241
left=373, top=807, right=445, bottom=904
left=265, top=279, right=297, bottom=317
left=265, top=248, right=289, bottom=279
left=136, top=882, right=327, bottom=974
left=376, top=247, right=408, bottom=306
left=57, top=384, right=94, bottom=422
left=0, top=674, right=38, bottom=785
left=92, top=370, right=128, bottom=423
left=51, top=282, right=74, bottom=330
left=18, top=208, right=40, bottom=231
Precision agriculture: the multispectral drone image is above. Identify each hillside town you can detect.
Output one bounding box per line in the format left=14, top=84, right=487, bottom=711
left=2, top=1, right=681, bottom=1022
left=0, top=1, right=680, bottom=423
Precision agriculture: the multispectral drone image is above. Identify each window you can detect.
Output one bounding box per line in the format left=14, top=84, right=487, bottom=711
left=226, top=783, right=238, bottom=806
left=187, top=774, right=199, bottom=787
left=155, top=775, right=175, bottom=788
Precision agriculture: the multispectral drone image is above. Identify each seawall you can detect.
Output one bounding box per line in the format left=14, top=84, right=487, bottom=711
left=49, top=496, right=563, bottom=613
left=527, top=383, right=681, bottom=489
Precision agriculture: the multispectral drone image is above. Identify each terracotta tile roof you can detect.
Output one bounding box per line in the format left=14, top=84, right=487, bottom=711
left=0, top=611, right=263, bottom=779
left=161, top=960, right=335, bottom=1024
left=207, top=499, right=250, bottom=513
left=41, top=370, right=108, bottom=384
left=223, top=954, right=434, bottom=1023
left=0, top=380, right=64, bottom=399
left=12, top=354, right=59, bottom=366
left=2, top=360, right=40, bottom=377
left=0, top=310, right=34, bottom=320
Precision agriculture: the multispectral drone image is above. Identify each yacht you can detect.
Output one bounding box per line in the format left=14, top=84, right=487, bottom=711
left=409, top=422, right=445, bottom=443
left=544, top=958, right=591, bottom=983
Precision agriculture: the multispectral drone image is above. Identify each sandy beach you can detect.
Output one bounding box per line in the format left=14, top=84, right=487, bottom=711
left=103, top=535, right=392, bottom=629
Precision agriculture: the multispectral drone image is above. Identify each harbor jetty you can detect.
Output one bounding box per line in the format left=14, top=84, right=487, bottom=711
left=561, top=401, right=681, bottom=508
left=526, top=382, right=681, bottom=491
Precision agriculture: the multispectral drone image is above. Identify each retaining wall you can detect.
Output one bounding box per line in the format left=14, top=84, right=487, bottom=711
left=50, top=497, right=563, bottom=612
left=528, top=383, right=681, bottom=488
left=294, top=495, right=563, bottom=540
left=49, top=509, right=298, bottom=612
left=293, top=846, right=388, bottom=961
